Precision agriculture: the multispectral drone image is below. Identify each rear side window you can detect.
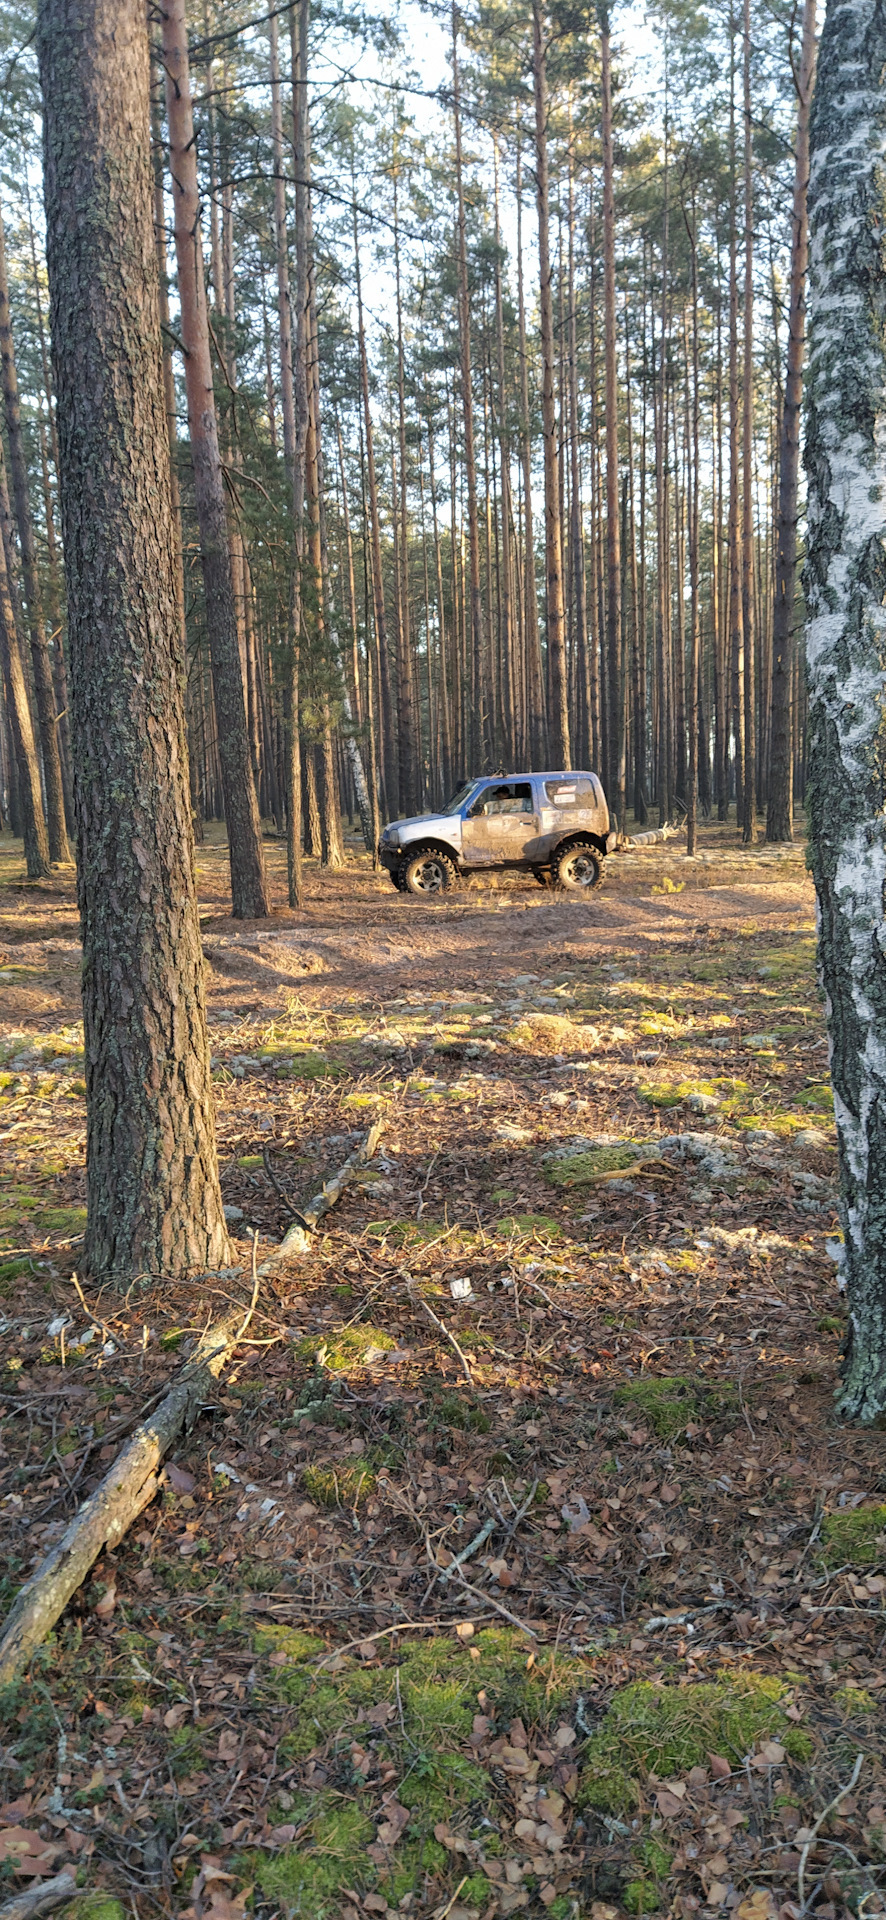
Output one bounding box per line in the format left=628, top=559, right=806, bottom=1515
left=544, top=778, right=598, bottom=808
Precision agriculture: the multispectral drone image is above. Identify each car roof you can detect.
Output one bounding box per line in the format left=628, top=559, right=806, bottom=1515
left=478, top=770, right=601, bottom=781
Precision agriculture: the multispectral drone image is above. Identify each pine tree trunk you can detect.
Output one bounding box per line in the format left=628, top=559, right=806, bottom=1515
left=269, top=7, right=303, bottom=906
left=767, top=0, right=816, bottom=843
left=805, top=0, right=886, bottom=1419
left=741, top=0, right=757, bottom=842
left=161, top=0, right=269, bottom=920
left=686, top=196, right=702, bottom=856
left=392, top=179, right=420, bottom=812
left=0, top=208, right=71, bottom=865
left=0, top=444, right=50, bottom=879
left=532, top=0, right=571, bottom=767
left=728, top=37, right=746, bottom=826
left=38, top=0, right=231, bottom=1278
left=516, top=138, right=546, bottom=767
left=452, top=7, right=487, bottom=774
left=600, top=8, right=623, bottom=823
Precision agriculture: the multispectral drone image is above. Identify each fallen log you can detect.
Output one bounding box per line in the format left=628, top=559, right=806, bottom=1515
left=259, top=1118, right=384, bottom=1263
left=0, top=1874, right=78, bottom=1920
left=0, top=1127, right=384, bottom=1688
left=0, top=1304, right=248, bottom=1689
left=623, top=823, right=683, bottom=848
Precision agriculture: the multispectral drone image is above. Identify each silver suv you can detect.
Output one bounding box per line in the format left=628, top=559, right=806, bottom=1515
left=379, top=771, right=615, bottom=895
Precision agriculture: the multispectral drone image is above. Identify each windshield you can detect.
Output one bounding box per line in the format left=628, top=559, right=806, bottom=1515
left=440, top=779, right=485, bottom=815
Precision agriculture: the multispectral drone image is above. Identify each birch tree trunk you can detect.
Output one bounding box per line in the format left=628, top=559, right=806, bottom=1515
left=161, top=0, right=270, bottom=920
left=38, top=0, right=231, bottom=1278
left=805, top=0, right=886, bottom=1421
left=766, top=0, right=816, bottom=843
left=532, top=0, right=571, bottom=768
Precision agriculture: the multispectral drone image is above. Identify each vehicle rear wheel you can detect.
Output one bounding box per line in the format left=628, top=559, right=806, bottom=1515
left=400, top=846, right=459, bottom=896
left=552, top=838, right=603, bottom=892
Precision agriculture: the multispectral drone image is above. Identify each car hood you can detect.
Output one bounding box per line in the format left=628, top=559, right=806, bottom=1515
left=384, top=814, right=455, bottom=836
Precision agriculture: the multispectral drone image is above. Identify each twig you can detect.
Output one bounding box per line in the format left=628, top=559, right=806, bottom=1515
left=259, top=1122, right=385, bottom=1266
left=436, top=1879, right=468, bottom=1920
left=406, top=1282, right=472, bottom=1383
left=440, top=1515, right=496, bottom=1582
left=262, top=1147, right=300, bottom=1217
left=312, top=1614, right=495, bottom=1669
left=451, top=1568, right=538, bottom=1639
left=237, top=1234, right=260, bottom=1341
left=798, top=1751, right=864, bottom=1909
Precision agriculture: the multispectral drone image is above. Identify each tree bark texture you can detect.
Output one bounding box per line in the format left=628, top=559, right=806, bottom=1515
left=767, top=0, right=817, bottom=842
left=0, top=208, right=71, bottom=865
left=161, top=0, right=270, bottom=920
left=38, top=0, right=232, bottom=1278
left=0, top=443, right=50, bottom=879
left=532, top=0, right=570, bottom=768
left=805, top=0, right=886, bottom=1421
left=600, top=9, right=623, bottom=825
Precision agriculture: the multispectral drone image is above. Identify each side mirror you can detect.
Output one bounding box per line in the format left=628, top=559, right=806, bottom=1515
left=467, top=799, right=484, bottom=818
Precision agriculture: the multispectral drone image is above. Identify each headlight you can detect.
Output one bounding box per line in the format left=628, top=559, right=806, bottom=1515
left=383, top=828, right=399, bottom=848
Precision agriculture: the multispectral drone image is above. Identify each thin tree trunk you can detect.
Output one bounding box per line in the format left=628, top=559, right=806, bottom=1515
left=767, top=0, right=816, bottom=842
left=162, top=0, right=269, bottom=918
left=0, top=444, right=50, bottom=879
left=38, top=0, right=231, bottom=1276
left=452, top=5, right=487, bottom=773
left=686, top=192, right=702, bottom=856
left=728, top=34, right=746, bottom=827
left=516, top=135, right=545, bottom=766
left=269, top=7, right=303, bottom=906
left=532, top=0, right=570, bottom=766
left=0, top=207, right=71, bottom=864
left=600, top=7, right=623, bottom=824
left=741, top=0, right=757, bottom=841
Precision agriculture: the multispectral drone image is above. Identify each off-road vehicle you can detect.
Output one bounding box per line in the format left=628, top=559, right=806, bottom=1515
left=379, top=771, right=616, bottom=895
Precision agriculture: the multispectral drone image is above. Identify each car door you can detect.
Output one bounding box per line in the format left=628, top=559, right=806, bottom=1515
left=460, top=781, right=539, bottom=867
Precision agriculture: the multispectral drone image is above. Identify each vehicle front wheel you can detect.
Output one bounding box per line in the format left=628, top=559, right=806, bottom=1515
left=388, top=867, right=406, bottom=890
left=552, top=839, right=603, bottom=892
left=400, top=846, right=459, bottom=896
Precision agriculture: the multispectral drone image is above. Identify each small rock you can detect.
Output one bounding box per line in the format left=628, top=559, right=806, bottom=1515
left=223, top=1204, right=245, bottom=1223
left=496, top=1124, right=534, bottom=1142
left=685, top=1091, right=719, bottom=1115
left=744, top=1127, right=777, bottom=1144
left=795, top=1127, right=830, bottom=1151
left=746, top=1033, right=779, bottom=1050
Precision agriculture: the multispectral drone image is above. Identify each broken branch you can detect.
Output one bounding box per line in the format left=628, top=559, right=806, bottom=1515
left=0, top=1873, right=78, bottom=1920
left=259, top=1121, right=385, bottom=1263
left=0, top=1306, right=246, bottom=1689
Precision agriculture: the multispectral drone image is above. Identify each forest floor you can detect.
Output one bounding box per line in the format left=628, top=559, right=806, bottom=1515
left=0, top=820, right=885, bottom=1920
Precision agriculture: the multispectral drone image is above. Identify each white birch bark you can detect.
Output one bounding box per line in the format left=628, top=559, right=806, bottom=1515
left=805, top=0, right=886, bottom=1420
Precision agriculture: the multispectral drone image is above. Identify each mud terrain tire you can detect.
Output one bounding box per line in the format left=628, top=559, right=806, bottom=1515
left=551, top=838, right=603, bottom=892
left=400, top=846, right=459, bottom=895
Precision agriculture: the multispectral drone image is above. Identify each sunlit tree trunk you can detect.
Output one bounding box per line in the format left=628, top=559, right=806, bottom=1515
left=767, top=0, right=816, bottom=843
left=39, top=0, right=231, bottom=1277
left=0, top=207, right=71, bottom=864
left=162, top=0, right=269, bottom=918
left=269, top=7, right=303, bottom=906
left=599, top=5, right=623, bottom=823
left=0, top=442, right=50, bottom=879
left=741, top=0, right=757, bottom=841
left=805, top=0, right=886, bottom=1419
left=532, top=0, right=570, bottom=767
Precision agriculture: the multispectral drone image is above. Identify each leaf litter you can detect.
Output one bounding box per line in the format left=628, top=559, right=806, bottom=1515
left=0, top=828, right=884, bottom=1920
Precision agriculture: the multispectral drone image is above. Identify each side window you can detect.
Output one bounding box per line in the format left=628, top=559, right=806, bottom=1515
left=544, top=778, right=597, bottom=809
left=477, top=783, right=535, bottom=816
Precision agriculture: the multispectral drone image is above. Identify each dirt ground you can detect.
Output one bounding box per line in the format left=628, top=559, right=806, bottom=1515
left=1, top=820, right=884, bottom=1920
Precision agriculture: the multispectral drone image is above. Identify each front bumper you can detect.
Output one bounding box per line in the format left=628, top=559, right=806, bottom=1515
left=378, top=841, right=399, bottom=871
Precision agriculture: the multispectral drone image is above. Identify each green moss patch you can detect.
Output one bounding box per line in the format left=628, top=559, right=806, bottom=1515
left=498, top=1212, right=564, bottom=1238
left=613, top=1375, right=701, bottom=1438
left=820, top=1505, right=886, bottom=1567
left=578, top=1674, right=811, bottom=1813
left=546, top=1143, right=646, bottom=1187
left=295, top=1323, right=394, bottom=1372
left=302, top=1457, right=378, bottom=1507
left=251, top=1797, right=374, bottom=1917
